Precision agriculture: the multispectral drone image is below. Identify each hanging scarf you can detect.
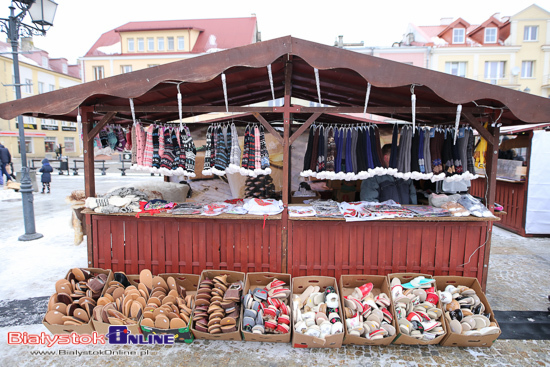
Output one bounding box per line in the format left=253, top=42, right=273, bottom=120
left=202, top=125, right=213, bottom=175
left=316, top=126, right=326, bottom=173
left=228, top=123, right=242, bottom=174
left=334, top=127, right=342, bottom=173
left=326, top=127, right=336, bottom=173
left=131, top=124, right=137, bottom=166
left=254, top=125, right=261, bottom=174
left=142, top=125, right=155, bottom=168
left=389, top=124, right=399, bottom=170
left=423, top=127, right=432, bottom=175
left=303, top=125, right=315, bottom=173
left=171, top=127, right=181, bottom=171
left=259, top=126, right=271, bottom=174
left=309, top=126, right=319, bottom=173
left=418, top=128, right=425, bottom=174
left=241, top=125, right=250, bottom=173
left=466, top=127, right=476, bottom=174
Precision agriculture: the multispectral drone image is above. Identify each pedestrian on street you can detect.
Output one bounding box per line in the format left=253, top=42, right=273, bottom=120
left=0, top=142, right=12, bottom=185
left=39, top=158, right=53, bottom=194
left=55, top=144, right=63, bottom=159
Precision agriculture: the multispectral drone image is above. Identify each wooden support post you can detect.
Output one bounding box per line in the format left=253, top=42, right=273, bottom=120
left=281, top=59, right=293, bottom=273
left=88, top=112, right=116, bottom=142
left=81, top=107, right=96, bottom=268
left=289, top=112, right=321, bottom=146
left=252, top=112, right=283, bottom=145
left=481, top=119, right=500, bottom=291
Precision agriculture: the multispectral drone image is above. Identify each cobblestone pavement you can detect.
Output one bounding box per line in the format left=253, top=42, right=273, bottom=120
left=1, top=170, right=550, bottom=366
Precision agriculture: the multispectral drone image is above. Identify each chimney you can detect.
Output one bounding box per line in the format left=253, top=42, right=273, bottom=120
left=21, top=37, right=34, bottom=51
left=338, top=35, right=343, bottom=48
left=440, top=17, right=453, bottom=26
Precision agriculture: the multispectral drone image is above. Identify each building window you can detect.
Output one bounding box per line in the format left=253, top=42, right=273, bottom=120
left=62, top=64, right=68, bottom=74
left=177, top=36, right=185, bottom=50
left=521, top=61, right=534, bottom=78
left=484, top=28, right=497, bottom=43
left=127, top=38, right=135, bottom=52
left=42, top=56, right=48, bottom=67
left=452, top=28, right=465, bottom=44
left=93, top=66, right=104, bottom=80
left=49, top=84, right=55, bottom=92
left=24, top=78, right=32, bottom=93
left=18, top=137, right=33, bottom=154
left=445, top=61, right=467, bottom=77
left=121, top=65, right=132, bottom=74
left=137, top=38, right=144, bottom=52
left=38, top=82, right=44, bottom=94
left=147, top=37, right=154, bottom=51
left=44, top=136, right=56, bottom=153
left=158, top=37, right=165, bottom=51
left=484, top=61, right=505, bottom=82
left=64, top=137, right=75, bottom=153
left=524, top=26, right=538, bottom=41
left=167, top=37, right=174, bottom=51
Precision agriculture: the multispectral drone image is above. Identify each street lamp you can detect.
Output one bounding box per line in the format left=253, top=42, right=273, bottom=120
left=0, top=0, right=58, bottom=241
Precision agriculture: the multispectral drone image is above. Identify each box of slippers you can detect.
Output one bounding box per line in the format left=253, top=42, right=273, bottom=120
left=138, top=272, right=199, bottom=343
left=240, top=272, right=292, bottom=343
left=43, top=268, right=113, bottom=335
left=435, top=276, right=501, bottom=347
left=91, top=272, right=144, bottom=336
left=339, top=275, right=398, bottom=346
left=291, top=276, right=345, bottom=348
left=191, top=270, right=246, bottom=341
left=388, top=273, right=447, bottom=345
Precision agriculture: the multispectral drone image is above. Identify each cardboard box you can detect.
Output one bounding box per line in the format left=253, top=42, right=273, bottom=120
left=43, top=268, right=113, bottom=335
left=291, top=191, right=320, bottom=204
left=241, top=272, right=292, bottom=343
left=436, top=276, right=501, bottom=347
left=191, top=270, right=245, bottom=341
left=92, top=273, right=142, bottom=336
left=339, top=275, right=397, bottom=346
left=139, top=273, right=200, bottom=344
left=387, top=273, right=447, bottom=345
left=291, top=276, right=344, bottom=348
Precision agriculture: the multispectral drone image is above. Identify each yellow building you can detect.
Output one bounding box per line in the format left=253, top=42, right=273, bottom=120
left=403, top=4, right=550, bottom=97
left=0, top=39, right=81, bottom=159
left=81, top=17, right=260, bottom=82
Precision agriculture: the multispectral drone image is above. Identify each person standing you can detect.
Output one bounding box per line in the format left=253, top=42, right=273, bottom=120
left=39, top=158, right=53, bottom=194
left=55, top=144, right=63, bottom=159
left=0, top=142, right=12, bottom=184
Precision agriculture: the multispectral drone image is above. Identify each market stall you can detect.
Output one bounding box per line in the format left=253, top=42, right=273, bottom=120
left=3, top=36, right=550, bottom=290
left=470, top=124, right=550, bottom=236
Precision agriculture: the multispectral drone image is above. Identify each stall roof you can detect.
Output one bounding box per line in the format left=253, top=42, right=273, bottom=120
left=1, top=36, right=550, bottom=126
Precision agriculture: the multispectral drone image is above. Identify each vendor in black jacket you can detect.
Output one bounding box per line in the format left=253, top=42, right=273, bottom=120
left=360, top=144, right=417, bottom=205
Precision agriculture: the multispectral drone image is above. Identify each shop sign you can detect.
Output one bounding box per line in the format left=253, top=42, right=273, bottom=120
left=15, top=122, right=37, bottom=130
left=62, top=126, right=77, bottom=132
left=41, top=124, right=59, bottom=131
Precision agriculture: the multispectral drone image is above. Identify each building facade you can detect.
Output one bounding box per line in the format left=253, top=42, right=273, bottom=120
left=0, top=39, right=81, bottom=159
left=401, top=4, right=550, bottom=97
left=80, top=16, right=260, bottom=82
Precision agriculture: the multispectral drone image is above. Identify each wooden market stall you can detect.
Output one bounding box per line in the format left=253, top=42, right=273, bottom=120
left=3, top=36, right=550, bottom=290
left=470, top=123, right=550, bottom=236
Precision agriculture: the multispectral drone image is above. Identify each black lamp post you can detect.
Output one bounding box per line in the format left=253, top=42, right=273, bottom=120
left=1, top=0, right=58, bottom=241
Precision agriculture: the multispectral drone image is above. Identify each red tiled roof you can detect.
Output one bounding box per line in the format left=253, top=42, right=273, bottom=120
left=85, top=17, right=257, bottom=57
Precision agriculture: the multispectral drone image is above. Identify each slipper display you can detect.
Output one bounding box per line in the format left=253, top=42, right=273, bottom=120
left=192, top=276, right=243, bottom=334
left=241, top=278, right=291, bottom=335
left=390, top=276, right=445, bottom=342
left=293, top=285, right=344, bottom=340
left=342, top=282, right=396, bottom=340
left=45, top=268, right=108, bottom=326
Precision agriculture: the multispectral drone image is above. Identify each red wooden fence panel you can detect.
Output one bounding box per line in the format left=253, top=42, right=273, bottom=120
left=470, top=177, right=526, bottom=235
left=91, top=215, right=282, bottom=275
left=287, top=219, right=489, bottom=285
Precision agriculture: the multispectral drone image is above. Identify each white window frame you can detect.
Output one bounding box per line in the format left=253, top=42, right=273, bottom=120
left=445, top=61, right=467, bottom=77
left=121, top=65, right=132, bottom=74
left=41, top=56, right=48, bottom=67
left=147, top=37, right=154, bottom=51
left=524, top=26, right=538, bottom=41
left=38, top=82, right=44, bottom=94
left=127, top=38, right=135, bottom=52
left=24, top=78, right=32, bottom=93
left=484, top=61, right=506, bottom=82
left=49, top=84, right=55, bottom=92
left=19, top=137, right=33, bottom=154
left=157, top=37, right=165, bottom=51
left=177, top=36, right=185, bottom=50
left=452, top=28, right=465, bottom=44
left=62, top=64, right=68, bottom=74
left=44, top=136, right=57, bottom=153
left=42, top=119, right=57, bottom=126
left=521, top=61, right=535, bottom=78
left=484, top=27, right=497, bottom=43
left=167, top=37, right=174, bottom=51
left=93, top=66, right=104, bottom=80
left=137, top=38, right=144, bottom=52
left=64, top=137, right=76, bottom=153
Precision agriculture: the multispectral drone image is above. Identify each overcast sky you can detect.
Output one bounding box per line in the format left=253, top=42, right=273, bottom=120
left=4, top=0, right=549, bottom=64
